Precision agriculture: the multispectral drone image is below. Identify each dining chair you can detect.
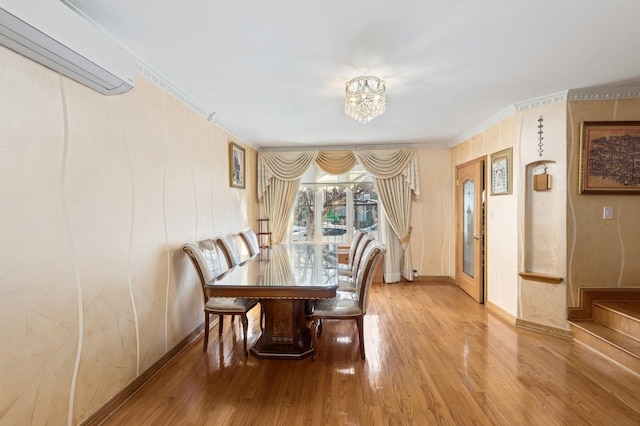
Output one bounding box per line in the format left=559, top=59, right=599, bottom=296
left=310, top=241, right=386, bottom=361
left=216, top=234, right=245, bottom=266
left=337, top=235, right=373, bottom=292
left=338, top=230, right=365, bottom=276
left=223, top=231, right=265, bottom=330
left=182, top=239, right=258, bottom=357
left=239, top=229, right=260, bottom=258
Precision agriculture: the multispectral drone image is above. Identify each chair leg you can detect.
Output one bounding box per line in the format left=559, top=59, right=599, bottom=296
left=203, top=311, right=210, bottom=351
left=218, top=314, right=224, bottom=335
left=356, top=316, right=365, bottom=359
left=310, top=319, right=319, bottom=361
left=241, top=314, right=249, bottom=358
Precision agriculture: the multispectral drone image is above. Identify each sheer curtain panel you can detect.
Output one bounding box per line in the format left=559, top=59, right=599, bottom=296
left=355, top=149, right=419, bottom=281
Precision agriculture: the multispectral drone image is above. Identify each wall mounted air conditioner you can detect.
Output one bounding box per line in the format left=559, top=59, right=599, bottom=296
left=0, top=1, right=135, bottom=95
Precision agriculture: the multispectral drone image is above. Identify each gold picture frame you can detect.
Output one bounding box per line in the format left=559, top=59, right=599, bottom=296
left=579, top=121, right=640, bottom=194
left=229, top=142, right=245, bottom=189
left=490, top=148, right=512, bottom=195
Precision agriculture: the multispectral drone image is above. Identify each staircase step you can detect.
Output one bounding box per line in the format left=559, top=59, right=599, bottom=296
left=593, top=301, right=640, bottom=339
left=570, top=320, right=640, bottom=374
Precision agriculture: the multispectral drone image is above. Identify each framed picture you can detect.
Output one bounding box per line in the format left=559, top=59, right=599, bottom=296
left=229, top=142, right=245, bottom=189
left=579, top=121, right=640, bottom=194
left=490, top=148, right=512, bottom=195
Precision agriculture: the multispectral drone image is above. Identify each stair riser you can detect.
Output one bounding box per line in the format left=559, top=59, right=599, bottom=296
left=571, top=325, right=640, bottom=374
left=593, top=305, right=640, bottom=339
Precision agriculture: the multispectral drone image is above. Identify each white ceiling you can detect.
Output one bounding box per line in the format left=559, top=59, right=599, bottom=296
left=65, top=0, right=640, bottom=149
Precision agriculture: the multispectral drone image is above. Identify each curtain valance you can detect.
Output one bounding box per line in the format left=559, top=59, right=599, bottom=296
left=258, top=148, right=419, bottom=200
left=353, top=149, right=413, bottom=178
left=316, top=151, right=356, bottom=175
left=258, top=151, right=317, bottom=199
left=354, top=149, right=420, bottom=196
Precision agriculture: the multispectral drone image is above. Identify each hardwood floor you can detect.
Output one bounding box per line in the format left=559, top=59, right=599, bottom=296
left=100, top=283, right=640, bottom=425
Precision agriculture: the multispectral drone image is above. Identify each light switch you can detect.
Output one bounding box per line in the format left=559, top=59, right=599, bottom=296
left=603, top=206, right=613, bottom=220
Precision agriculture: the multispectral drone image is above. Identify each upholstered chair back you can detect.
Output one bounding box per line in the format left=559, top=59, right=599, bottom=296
left=240, top=229, right=260, bottom=257
left=182, top=239, right=222, bottom=301
left=348, top=230, right=365, bottom=265
left=216, top=234, right=243, bottom=267
left=350, top=236, right=372, bottom=277
left=355, top=242, right=386, bottom=314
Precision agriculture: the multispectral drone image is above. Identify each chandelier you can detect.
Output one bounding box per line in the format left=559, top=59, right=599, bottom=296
left=344, top=75, right=386, bottom=123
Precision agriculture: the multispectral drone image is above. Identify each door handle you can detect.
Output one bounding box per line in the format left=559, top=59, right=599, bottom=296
left=473, top=235, right=483, bottom=240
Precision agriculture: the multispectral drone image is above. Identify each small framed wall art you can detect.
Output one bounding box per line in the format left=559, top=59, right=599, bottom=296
left=229, top=141, right=245, bottom=189
left=490, top=147, right=512, bottom=195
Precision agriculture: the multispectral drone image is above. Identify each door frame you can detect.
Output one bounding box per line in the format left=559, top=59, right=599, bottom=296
left=455, top=157, right=487, bottom=303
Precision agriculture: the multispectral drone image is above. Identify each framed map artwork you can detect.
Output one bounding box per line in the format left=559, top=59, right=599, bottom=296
left=579, top=121, right=640, bottom=194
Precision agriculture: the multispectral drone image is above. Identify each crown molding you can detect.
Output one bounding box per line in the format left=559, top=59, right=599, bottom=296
left=447, top=87, right=640, bottom=148
left=60, top=1, right=640, bottom=153
left=448, top=90, right=572, bottom=148
left=61, top=2, right=212, bottom=119
left=513, top=90, right=568, bottom=111
left=567, top=86, right=640, bottom=101
left=135, top=62, right=210, bottom=117
left=258, top=141, right=440, bottom=152
left=213, top=115, right=257, bottom=149
left=447, top=104, right=517, bottom=148
left=58, top=4, right=257, bottom=149
left=134, top=62, right=259, bottom=150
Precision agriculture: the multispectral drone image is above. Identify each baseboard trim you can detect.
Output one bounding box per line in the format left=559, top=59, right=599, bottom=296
left=80, top=323, right=206, bottom=426
left=486, top=301, right=517, bottom=325
left=516, top=318, right=573, bottom=340
left=409, top=275, right=455, bottom=284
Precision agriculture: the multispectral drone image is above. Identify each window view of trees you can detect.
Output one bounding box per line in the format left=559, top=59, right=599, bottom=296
left=291, top=166, right=379, bottom=244
left=353, top=184, right=378, bottom=235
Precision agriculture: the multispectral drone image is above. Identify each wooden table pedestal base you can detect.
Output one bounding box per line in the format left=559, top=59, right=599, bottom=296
left=250, top=299, right=314, bottom=359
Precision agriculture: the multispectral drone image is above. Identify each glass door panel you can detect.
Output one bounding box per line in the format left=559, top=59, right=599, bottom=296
left=463, top=179, right=475, bottom=277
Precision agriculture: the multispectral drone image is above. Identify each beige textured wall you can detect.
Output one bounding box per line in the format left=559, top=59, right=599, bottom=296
left=450, top=104, right=571, bottom=329
left=410, top=148, right=453, bottom=277
left=518, top=103, right=568, bottom=329
left=567, top=99, right=640, bottom=306
left=0, top=47, right=257, bottom=424
left=451, top=116, right=520, bottom=316
left=449, top=97, right=639, bottom=331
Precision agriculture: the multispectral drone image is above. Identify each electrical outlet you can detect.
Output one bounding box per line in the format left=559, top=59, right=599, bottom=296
left=603, top=206, right=613, bottom=220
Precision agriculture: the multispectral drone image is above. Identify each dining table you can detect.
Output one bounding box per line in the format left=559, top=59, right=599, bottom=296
left=208, top=243, right=339, bottom=359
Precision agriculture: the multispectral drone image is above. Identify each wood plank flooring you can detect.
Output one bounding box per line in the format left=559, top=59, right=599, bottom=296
left=100, top=283, right=640, bottom=425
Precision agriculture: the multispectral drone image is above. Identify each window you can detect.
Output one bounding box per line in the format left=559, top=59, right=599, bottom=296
left=291, top=165, right=379, bottom=244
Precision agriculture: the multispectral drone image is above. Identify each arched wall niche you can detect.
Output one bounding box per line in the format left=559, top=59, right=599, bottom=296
left=523, top=160, right=562, bottom=279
